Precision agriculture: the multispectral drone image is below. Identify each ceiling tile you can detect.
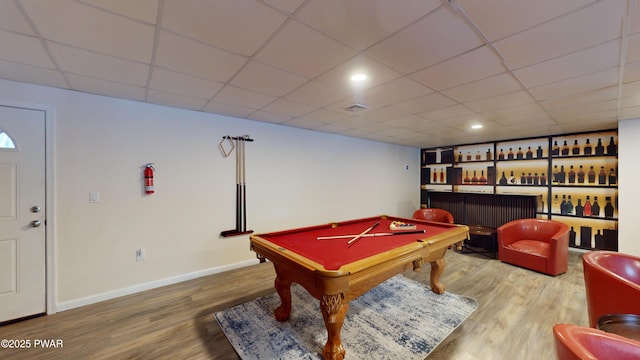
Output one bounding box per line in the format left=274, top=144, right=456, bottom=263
left=66, top=73, right=146, bottom=101
left=0, top=30, right=54, bottom=68
left=442, top=73, right=522, bottom=103
left=412, top=46, right=506, bottom=90
left=256, top=21, right=357, bottom=78
left=21, top=0, right=155, bottom=62
left=146, top=89, right=209, bottom=110
left=0, top=59, right=67, bottom=88
left=465, top=91, right=535, bottom=112
left=264, top=0, right=305, bottom=14
left=162, top=0, right=287, bottom=56
left=493, top=1, right=626, bottom=69
left=365, top=6, right=483, bottom=74
left=149, top=67, right=223, bottom=99
left=214, top=85, right=277, bottom=109
left=247, top=110, right=292, bottom=124
left=624, top=60, right=640, bottom=83
left=360, top=77, right=433, bottom=107
left=284, top=80, right=350, bottom=107
left=79, top=0, right=159, bottom=24
left=48, top=42, right=150, bottom=86
left=296, top=0, right=441, bottom=50
left=202, top=101, right=256, bottom=118
left=626, top=33, right=640, bottom=63
left=282, top=117, right=324, bottom=130
left=314, top=54, right=401, bottom=92
left=300, top=108, right=350, bottom=124
left=357, top=105, right=410, bottom=123
left=0, top=1, right=36, bottom=35
left=155, top=31, right=248, bottom=82
left=420, top=104, right=475, bottom=121
left=482, top=103, right=548, bottom=125
left=455, top=0, right=597, bottom=41
left=529, top=67, right=619, bottom=101
left=231, top=61, right=308, bottom=97
left=395, top=93, right=456, bottom=114
left=260, top=98, right=317, bottom=117
left=541, top=87, right=618, bottom=111
left=515, top=40, right=621, bottom=88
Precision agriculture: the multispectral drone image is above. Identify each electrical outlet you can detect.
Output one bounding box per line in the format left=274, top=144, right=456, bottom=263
left=136, top=248, right=145, bottom=262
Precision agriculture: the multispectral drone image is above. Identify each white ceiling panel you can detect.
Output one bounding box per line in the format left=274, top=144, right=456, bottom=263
left=0, top=1, right=636, bottom=147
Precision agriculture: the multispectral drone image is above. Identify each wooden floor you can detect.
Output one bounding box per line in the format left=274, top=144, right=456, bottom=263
left=0, top=250, right=588, bottom=359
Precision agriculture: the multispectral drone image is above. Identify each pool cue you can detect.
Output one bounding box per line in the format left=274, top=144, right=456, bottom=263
left=317, top=229, right=426, bottom=240
left=347, top=221, right=380, bottom=247
left=240, top=136, right=246, bottom=232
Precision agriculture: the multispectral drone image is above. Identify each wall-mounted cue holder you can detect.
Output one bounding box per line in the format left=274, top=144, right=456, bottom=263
left=219, top=134, right=254, bottom=237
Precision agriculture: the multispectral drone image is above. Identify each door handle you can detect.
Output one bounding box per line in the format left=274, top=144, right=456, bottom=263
left=30, top=220, right=42, bottom=228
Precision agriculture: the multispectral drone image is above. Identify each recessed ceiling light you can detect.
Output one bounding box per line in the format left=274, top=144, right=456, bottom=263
left=471, top=124, right=483, bottom=129
left=351, top=74, right=367, bottom=82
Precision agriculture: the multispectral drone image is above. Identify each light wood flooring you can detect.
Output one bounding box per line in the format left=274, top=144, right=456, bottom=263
left=0, top=250, right=588, bottom=359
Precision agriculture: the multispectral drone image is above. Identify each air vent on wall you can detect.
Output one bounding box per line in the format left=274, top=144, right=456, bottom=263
left=343, top=103, right=369, bottom=112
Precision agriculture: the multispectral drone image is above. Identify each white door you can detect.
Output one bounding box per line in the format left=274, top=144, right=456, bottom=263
left=0, top=105, right=46, bottom=323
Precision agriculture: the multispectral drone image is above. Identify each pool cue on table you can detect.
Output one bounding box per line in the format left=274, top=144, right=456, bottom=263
left=347, top=221, right=380, bottom=247
left=317, top=229, right=426, bottom=240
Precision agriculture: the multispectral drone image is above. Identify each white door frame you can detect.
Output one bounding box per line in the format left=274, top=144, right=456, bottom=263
left=1, top=98, right=56, bottom=315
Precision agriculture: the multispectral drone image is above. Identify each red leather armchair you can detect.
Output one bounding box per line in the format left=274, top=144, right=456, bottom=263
left=412, top=208, right=454, bottom=223
left=553, top=324, right=640, bottom=360
left=583, top=251, right=640, bottom=328
left=497, top=218, right=570, bottom=276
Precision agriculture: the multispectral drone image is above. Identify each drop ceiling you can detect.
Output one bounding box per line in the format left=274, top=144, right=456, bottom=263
left=0, top=0, right=638, bottom=147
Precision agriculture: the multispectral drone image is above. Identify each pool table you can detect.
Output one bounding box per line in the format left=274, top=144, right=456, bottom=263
left=249, top=215, right=469, bottom=360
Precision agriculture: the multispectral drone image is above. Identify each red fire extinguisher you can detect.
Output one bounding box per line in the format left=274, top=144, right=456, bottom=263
left=144, top=163, right=155, bottom=194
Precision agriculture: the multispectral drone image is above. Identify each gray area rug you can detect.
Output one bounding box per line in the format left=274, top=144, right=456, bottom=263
left=215, top=275, right=477, bottom=359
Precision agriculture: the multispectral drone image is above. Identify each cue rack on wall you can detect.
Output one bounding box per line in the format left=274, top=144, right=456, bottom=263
left=219, top=134, right=254, bottom=237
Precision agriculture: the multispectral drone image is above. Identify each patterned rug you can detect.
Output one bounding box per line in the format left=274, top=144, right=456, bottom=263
left=214, top=275, right=477, bottom=359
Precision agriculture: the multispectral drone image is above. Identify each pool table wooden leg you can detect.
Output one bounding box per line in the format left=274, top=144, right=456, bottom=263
left=429, top=258, right=446, bottom=294
left=273, top=274, right=292, bottom=321
left=320, top=293, right=348, bottom=360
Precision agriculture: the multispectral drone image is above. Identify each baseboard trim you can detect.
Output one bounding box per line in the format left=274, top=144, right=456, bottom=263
left=55, top=258, right=260, bottom=312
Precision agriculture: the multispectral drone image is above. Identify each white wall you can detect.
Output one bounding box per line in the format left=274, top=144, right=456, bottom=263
left=618, top=118, right=640, bottom=256
left=0, top=79, right=419, bottom=309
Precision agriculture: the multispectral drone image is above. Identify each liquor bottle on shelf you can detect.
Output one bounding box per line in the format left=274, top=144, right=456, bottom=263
left=499, top=171, right=508, bottom=185
left=553, top=194, right=559, bottom=209
left=575, top=199, right=584, bottom=216
left=527, top=173, right=533, bottom=185
left=471, top=170, right=478, bottom=184
left=577, top=165, right=585, bottom=184
left=588, top=166, right=596, bottom=184
left=486, top=148, right=492, bottom=161
left=440, top=168, right=445, bottom=183
left=526, top=146, right=533, bottom=159
left=520, top=172, right=527, bottom=184
left=433, top=169, right=438, bottom=183
left=498, top=148, right=505, bottom=160
left=584, top=196, right=592, bottom=216
left=552, top=141, right=560, bottom=156
left=508, top=148, right=514, bottom=160
left=609, top=169, right=617, bottom=185
left=572, top=140, right=580, bottom=155
left=479, top=170, right=487, bottom=184
left=516, top=147, right=524, bottom=160
left=595, top=138, right=605, bottom=155
left=592, top=196, right=600, bottom=216
left=533, top=173, right=539, bottom=185
left=594, top=230, right=604, bottom=249
left=464, top=170, right=470, bottom=184
left=538, top=195, right=545, bottom=213
left=508, top=171, right=517, bottom=184
left=561, top=140, right=570, bottom=156
left=607, top=136, right=617, bottom=155
left=558, top=165, right=566, bottom=183
left=570, top=227, right=577, bottom=247
left=536, top=145, right=544, bottom=158
left=540, top=173, right=547, bottom=185
left=598, top=166, right=607, bottom=185
left=457, top=151, right=463, bottom=162
left=584, top=139, right=592, bottom=155
left=475, top=150, right=481, bottom=160
left=560, top=195, right=568, bottom=215
left=568, top=165, right=576, bottom=184
left=567, top=195, right=574, bottom=215
left=467, top=152, right=472, bottom=161
left=552, top=165, right=559, bottom=184
left=604, top=196, right=614, bottom=218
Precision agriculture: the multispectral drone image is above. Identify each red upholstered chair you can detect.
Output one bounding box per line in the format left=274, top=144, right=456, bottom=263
left=497, top=218, right=570, bottom=276
left=412, top=208, right=454, bottom=223
left=583, top=251, right=640, bottom=328
left=553, top=324, right=640, bottom=360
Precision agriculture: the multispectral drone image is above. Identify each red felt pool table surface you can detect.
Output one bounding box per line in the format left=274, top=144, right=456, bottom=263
left=253, top=215, right=455, bottom=270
